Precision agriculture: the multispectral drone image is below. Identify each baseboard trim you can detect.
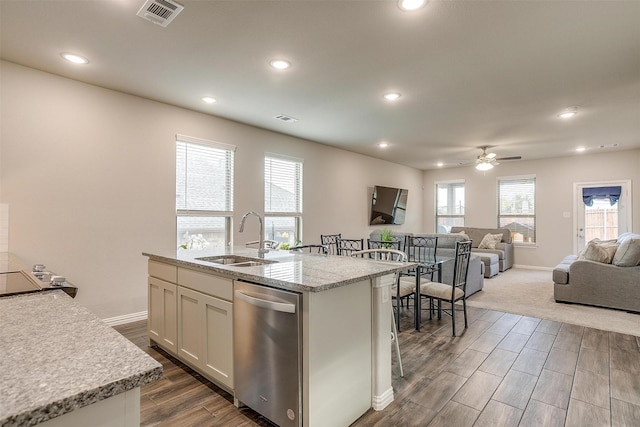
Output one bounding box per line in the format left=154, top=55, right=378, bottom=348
left=512, top=264, right=553, bottom=271
left=372, top=386, right=394, bottom=411
left=103, top=311, right=147, bottom=327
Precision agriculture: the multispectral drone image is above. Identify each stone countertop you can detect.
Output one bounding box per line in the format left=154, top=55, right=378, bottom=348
left=144, top=247, right=415, bottom=293
left=0, top=291, right=162, bottom=427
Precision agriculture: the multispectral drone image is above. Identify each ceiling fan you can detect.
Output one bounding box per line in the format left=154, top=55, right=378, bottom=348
left=475, top=146, right=521, bottom=171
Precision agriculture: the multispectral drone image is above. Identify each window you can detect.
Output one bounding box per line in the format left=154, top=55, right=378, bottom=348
left=176, top=135, right=235, bottom=249
left=435, top=181, right=465, bottom=233
left=498, top=175, right=536, bottom=244
left=264, top=154, right=303, bottom=246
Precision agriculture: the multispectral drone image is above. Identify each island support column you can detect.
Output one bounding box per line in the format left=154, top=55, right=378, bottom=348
left=371, top=274, right=394, bottom=410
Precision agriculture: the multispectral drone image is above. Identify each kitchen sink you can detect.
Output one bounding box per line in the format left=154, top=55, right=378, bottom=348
left=195, top=255, right=277, bottom=267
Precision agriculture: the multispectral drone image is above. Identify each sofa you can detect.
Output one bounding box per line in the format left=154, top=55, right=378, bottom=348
left=450, top=227, right=514, bottom=273
left=369, top=231, right=484, bottom=296
left=553, top=232, right=640, bottom=312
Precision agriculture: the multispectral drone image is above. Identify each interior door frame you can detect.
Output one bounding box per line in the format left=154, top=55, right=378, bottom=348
left=572, top=179, right=632, bottom=253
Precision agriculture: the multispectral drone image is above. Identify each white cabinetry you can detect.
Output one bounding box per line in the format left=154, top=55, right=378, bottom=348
left=147, top=260, right=233, bottom=391
left=177, top=286, right=233, bottom=388
left=147, top=262, right=177, bottom=355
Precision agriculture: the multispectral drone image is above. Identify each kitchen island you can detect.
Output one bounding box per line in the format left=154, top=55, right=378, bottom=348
left=144, top=247, right=413, bottom=427
left=0, top=290, right=162, bottom=427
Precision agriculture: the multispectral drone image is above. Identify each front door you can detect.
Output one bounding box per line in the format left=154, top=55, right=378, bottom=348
left=575, top=180, right=631, bottom=252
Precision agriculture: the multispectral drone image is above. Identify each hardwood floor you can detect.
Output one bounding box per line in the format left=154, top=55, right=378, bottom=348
left=114, top=305, right=640, bottom=426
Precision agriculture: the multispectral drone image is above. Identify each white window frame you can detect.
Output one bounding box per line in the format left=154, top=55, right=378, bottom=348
left=176, top=134, right=235, bottom=248
left=435, top=180, right=465, bottom=233
left=497, top=174, right=536, bottom=245
left=264, top=153, right=303, bottom=245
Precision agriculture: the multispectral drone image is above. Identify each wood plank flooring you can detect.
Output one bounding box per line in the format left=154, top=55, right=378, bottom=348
left=114, top=305, right=640, bottom=426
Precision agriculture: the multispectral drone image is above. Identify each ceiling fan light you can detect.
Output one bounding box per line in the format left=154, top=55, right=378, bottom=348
left=475, top=162, right=494, bottom=171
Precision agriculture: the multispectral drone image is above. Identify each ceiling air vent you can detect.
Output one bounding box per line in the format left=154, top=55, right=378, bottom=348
left=274, top=114, right=299, bottom=123
left=136, top=0, right=184, bottom=27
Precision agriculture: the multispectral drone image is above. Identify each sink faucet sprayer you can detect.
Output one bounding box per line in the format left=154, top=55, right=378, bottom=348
left=239, top=211, right=267, bottom=256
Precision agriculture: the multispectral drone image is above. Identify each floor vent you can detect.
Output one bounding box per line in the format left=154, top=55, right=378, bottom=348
left=136, top=0, right=184, bottom=27
left=274, top=114, right=299, bottom=123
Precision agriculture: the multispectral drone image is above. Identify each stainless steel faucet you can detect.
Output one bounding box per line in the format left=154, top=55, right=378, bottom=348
left=239, top=211, right=268, bottom=256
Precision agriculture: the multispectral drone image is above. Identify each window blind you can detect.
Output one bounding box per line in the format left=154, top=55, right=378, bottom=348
left=176, top=138, right=234, bottom=214
left=264, top=155, right=302, bottom=214
left=497, top=175, right=536, bottom=244
left=435, top=181, right=465, bottom=232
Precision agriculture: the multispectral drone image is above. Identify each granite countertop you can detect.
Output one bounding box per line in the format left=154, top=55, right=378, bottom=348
left=0, top=291, right=162, bottom=427
left=144, top=247, right=415, bottom=292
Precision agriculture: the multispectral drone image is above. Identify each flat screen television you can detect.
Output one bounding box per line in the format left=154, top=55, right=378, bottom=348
left=369, top=185, right=408, bottom=225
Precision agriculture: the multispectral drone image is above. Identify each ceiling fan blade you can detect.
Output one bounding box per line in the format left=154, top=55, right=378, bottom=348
left=495, top=156, right=522, bottom=161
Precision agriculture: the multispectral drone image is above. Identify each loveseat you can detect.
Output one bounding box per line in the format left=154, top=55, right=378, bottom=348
left=553, top=232, right=640, bottom=312
left=368, top=231, right=484, bottom=296
left=450, top=227, right=514, bottom=272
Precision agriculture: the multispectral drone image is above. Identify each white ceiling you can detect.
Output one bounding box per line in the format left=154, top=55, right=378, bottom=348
left=1, top=0, right=639, bottom=170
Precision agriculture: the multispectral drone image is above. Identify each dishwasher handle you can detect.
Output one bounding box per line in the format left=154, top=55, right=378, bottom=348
left=235, top=290, right=296, bottom=314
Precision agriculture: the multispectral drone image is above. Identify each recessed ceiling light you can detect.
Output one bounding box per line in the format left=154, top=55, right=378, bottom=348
left=61, top=52, right=89, bottom=64
left=201, top=97, right=217, bottom=104
left=436, top=162, right=444, bottom=167
left=383, top=92, right=401, bottom=101
left=378, top=142, right=389, bottom=148
left=269, top=59, right=291, bottom=70
left=558, top=106, right=578, bottom=119
left=576, top=147, right=586, bottom=152
left=398, top=0, right=427, bottom=11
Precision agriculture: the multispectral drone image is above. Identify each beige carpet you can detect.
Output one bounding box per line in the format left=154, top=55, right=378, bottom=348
left=466, top=268, right=640, bottom=337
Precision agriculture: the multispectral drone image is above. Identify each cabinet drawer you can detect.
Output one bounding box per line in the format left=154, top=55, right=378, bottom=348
left=178, top=267, right=233, bottom=301
left=149, top=260, right=177, bottom=283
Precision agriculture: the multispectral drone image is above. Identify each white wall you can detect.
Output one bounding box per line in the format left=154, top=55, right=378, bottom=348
left=0, top=61, right=423, bottom=318
left=423, top=149, right=640, bottom=268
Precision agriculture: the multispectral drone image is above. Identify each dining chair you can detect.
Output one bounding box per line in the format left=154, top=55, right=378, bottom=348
left=320, top=233, right=341, bottom=255
left=419, top=240, right=473, bottom=336
left=336, top=238, right=364, bottom=256
left=351, top=248, right=407, bottom=377
left=289, top=244, right=329, bottom=255
left=395, top=235, right=439, bottom=312
left=367, top=239, right=401, bottom=251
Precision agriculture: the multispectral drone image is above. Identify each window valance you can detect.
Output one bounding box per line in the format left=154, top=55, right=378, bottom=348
left=582, top=186, right=621, bottom=206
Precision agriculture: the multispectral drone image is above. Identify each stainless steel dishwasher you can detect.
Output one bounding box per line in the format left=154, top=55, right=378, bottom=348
left=234, top=280, right=302, bottom=427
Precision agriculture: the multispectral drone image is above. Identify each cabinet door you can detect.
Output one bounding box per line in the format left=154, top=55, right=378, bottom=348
left=200, top=292, right=234, bottom=389
left=148, top=277, right=177, bottom=354
left=177, top=287, right=204, bottom=368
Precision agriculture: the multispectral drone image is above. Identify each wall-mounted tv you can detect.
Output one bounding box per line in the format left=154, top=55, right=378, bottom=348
left=369, top=185, right=408, bottom=225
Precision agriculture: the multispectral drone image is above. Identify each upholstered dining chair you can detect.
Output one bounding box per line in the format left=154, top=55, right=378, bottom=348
left=351, top=248, right=407, bottom=377
left=320, top=233, right=341, bottom=255
left=289, top=244, right=329, bottom=255
left=420, top=240, right=473, bottom=336
left=336, top=238, right=364, bottom=256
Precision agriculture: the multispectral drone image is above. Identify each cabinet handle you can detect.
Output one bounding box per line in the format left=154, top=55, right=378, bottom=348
left=234, top=290, right=296, bottom=314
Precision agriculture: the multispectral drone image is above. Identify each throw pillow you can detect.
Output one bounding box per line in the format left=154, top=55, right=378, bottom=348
left=582, top=239, right=618, bottom=263
left=478, top=233, right=502, bottom=249
left=612, top=238, right=640, bottom=267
